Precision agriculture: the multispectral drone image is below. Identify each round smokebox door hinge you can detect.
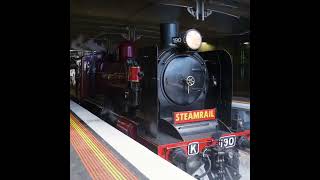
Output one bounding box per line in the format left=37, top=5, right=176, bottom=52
left=186, top=76, right=195, bottom=94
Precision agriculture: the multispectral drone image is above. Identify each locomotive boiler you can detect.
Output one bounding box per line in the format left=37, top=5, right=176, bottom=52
left=70, top=23, right=250, bottom=180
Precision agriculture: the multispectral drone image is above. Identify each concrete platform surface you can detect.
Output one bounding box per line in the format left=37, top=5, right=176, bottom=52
left=70, top=100, right=195, bottom=180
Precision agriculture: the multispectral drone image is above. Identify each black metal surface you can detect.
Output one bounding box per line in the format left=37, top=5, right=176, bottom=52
left=170, top=148, right=188, bottom=166
left=160, top=23, right=179, bottom=49
left=158, top=119, right=183, bottom=140
left=170, top=147, right=203, bottom=174
left=199, top=50, right=233, bottom=130
left=135, top=24, right=224, bottom=143
left=162, top=55, right=206, bottom=106
left=202, top=53, right=220, bottom=110
left=88, top=57, right=96, bottom=98
left=158, top=48, right=208, bottom=122
left=137, top=46, right=159, bottom=138
left=137, top=27, right=232, bottom=143
left=175, top=121, right=218, bottom=139
left=137, top=126, right=181, bottom=146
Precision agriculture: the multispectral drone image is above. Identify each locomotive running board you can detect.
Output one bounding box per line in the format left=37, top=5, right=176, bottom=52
left=159, top=119, right=218, bottom=141
left=83, top=98, right=104, bottom=109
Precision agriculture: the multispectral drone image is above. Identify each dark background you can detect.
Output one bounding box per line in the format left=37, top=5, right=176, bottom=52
left=71, top=0, right=250, bottom=98
left=1, top=0, right=317, bottom=179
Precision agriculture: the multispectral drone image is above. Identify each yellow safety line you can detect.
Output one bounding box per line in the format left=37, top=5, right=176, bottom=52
left=70, top=119, right=125, bottom=180
left=70, top=119, right=124, bottom=180
left=71, top=115, right=138, bottom=180
left=70, top=118, right=126, bottom=180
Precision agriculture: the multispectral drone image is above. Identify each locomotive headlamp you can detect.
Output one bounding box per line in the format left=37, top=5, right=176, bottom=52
left=185, top=29, right=202, bottom=50
left=172, top=29, right=202, bottom=50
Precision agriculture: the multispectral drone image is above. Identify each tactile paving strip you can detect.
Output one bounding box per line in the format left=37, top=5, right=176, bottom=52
left=70, top=113, right=138, bottom=180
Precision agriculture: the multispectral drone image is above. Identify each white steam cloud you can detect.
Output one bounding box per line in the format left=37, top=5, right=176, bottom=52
left=71, top=35, right=106, bottom=53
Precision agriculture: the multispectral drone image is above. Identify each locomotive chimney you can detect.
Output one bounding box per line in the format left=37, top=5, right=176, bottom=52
left=160, top=23, right=179, bottom=49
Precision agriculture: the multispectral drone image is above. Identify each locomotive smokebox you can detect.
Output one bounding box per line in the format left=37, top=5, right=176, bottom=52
left=160, top=23, right=179, bottom=49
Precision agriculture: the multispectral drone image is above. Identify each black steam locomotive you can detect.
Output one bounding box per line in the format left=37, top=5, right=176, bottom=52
left=70, top=23, right=250, bottom=179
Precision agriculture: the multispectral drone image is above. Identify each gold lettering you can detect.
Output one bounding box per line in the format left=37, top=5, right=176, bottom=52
left=180, top=114, right=184, bottom=121
left=193, top=112, right=199, bottom=119
left=175, top=113, right=180, bottom=121
left=204, top=111, right=208, bottom=118
left=188, top=112, right=193, bottom=120
left=175, top=110, right=218, bottom=122
left=209, top=110, right=214, bottom=117
left=183, top=113, right=188, bottom=121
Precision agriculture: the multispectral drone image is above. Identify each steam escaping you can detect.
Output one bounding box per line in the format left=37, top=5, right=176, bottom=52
left=71, top=35, right=107, bottom=53
left=85, top=39, right=106, bottom=52
left=70, top=35, right=85, bottom=50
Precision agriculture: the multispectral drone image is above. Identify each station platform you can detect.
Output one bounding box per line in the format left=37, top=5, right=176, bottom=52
left=70, top=100, right=195, bottom=180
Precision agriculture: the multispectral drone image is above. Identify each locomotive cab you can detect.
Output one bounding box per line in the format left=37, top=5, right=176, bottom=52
left=97, top=41, right=143, bottom=118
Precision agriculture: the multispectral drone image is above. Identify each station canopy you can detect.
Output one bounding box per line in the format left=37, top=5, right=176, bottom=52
left=71, top=0, right=250, bottom=45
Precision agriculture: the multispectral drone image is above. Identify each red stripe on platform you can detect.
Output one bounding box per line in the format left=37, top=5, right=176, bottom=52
left=71, top=124, right=113, bottom=179
left=70, top=113, right=138, bottom=180
left=71, top=115, right=137, bottom=179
